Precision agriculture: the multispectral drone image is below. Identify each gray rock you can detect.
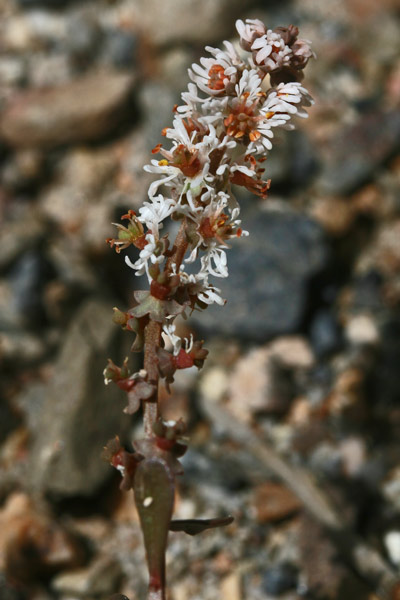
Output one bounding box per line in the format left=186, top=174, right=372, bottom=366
left=1, top=150, right=45, bottom=192
left=190, top=207, right=328, bottom=341
left=132, top=0, right=255, bottom=47
left=316, top=109, right=400, bottom=195
left=16, top=0, right=77, bottom=6
left=0, top=330, right=47, bottom=364
left=28, top=299, right=131, bottom=497
left=0, top=208, right=45, bottom=272
left=51, top=555, right=122, bottom=596
left=309, top=309, right=343, bottom=358
left=103, top=28, right=138, bottom=70
left=262, top=562, right=298, bottom=596
left=67, top=11, right=101, bottom=66
left=0, top=71, right=136, bottom=148
left=8, top=249, right=55, bottom=328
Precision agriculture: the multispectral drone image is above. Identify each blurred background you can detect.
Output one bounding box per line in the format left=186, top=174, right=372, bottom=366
left=0, top=0, right=400, bottom=598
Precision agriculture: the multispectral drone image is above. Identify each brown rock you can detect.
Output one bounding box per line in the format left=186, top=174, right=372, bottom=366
left=254, top=482, right=301, bottom=523
left=0, top=493, right=85, bottom=582
left=220, top=572, right=241, bottom=600
left=0, top=71, right=135, bottom=148
left=311, top=196, right=356, bottom=236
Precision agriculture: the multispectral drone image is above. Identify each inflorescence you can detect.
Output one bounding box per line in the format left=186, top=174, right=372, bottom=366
left=103, top=18, right=314, bottom=598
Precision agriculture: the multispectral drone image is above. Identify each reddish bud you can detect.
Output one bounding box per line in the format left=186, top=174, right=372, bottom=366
left=175, top=349, right=194, bottom=369
left=150, top=280, right=170, bottom=300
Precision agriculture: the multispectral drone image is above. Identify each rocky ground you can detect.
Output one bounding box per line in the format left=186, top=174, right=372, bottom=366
left=1, top=0, right=400, bottom=599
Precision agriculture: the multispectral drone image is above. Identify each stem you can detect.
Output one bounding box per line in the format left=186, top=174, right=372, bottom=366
left=165, top=218, right=189, bottom=276
left=143, top=218, right=189, bottom=438
left=143, top=319, right=162, bottom=437
left=148, top=590, right=164, bottom=600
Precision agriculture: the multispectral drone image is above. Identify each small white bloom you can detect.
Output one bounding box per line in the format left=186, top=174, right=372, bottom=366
left=162, top=323, right=182, bottom=356
left=198, top=282, right=225, bottom=306
left=236, top=18, right=266, bottom=51
left=125, top=232, right=163, bottom=279
left=189, top=41, right=243, bottom=96
left=138, top=194, right=176, bottom=233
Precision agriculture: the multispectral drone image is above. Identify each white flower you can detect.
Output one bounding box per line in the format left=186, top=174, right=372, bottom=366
left=162, top=323, right=182, bottom=355
left=251, top=29, right=292, bottom=69
left=235, top=68, right=263, bottom=100
left=198, top=282, right=225, bottom=306
left=264, top=81, right=313, bottom=119
left=200, top=246, right=228, bottom=278
left=236, top=18, right=266, bottom=52
left=138, top=195, right=176, bottom=234
left=189, top=41, right=244, bottom=96
left=124, top=232, right=163, bottom=278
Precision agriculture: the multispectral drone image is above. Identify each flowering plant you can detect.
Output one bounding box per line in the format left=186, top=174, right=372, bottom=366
left=104, top=18, right=314, bottom=600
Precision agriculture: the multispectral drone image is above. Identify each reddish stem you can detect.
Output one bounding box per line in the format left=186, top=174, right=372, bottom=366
left=165, top=218, right=189, bottom=276
left=143, top=319, right=162, bottom=437
left=142, top=219, right=189, bottom=438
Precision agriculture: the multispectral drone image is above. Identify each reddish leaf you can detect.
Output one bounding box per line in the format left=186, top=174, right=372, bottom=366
left=134, top=458, right=175, bottom=599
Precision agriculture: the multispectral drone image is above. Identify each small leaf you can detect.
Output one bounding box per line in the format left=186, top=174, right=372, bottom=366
left=124, top=380, right=156, bottom=415
left=134, top=458, right=175, bottom=595
left=169, top=515, right=234, bottom=536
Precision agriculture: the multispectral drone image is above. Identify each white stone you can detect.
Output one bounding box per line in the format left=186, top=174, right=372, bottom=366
left=384, top=531, right=400, bottom=566
left=346, top=314, right=379, bottom=345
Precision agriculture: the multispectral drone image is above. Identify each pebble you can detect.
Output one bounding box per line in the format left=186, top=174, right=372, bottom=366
left=1, top=150, right=45, bottom=192
left=384, top=531, right=400, bottom=567
left=262, top=563, right=298, bottom=596
left=309, top=309, right=343, bottom=358
left=311, top=196, right=356, bottom=236
left=0, top=330, right=47, bottom=364
left=0, top=71, right=136, bottom=148
left=8, top=249, right=55, bottom=328
left=254, top=482, right=301, bottom=523
left=0, top=208, right=46, bottom=272
left=382, top=467, right=400, bottom=512
left=221, top=571, right=241, bottom=600
left=309, top=442, right=343, bottom=479
left=268, top=336, right=315, bottom=369
left=345, top=313, right=380, bottom=345
left=103, top=28, right=138, bottom=70
left=0, top=57, right=26, bottom=89
left=66, top=11, right=101, bottom=67
left=338, top=436, right=366, bottom=477
left=226, top=346, right=295, bottom=422
left=51, top=555, right=122, bottom=596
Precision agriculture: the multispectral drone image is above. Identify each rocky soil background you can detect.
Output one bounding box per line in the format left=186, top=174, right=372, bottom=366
left=1, top=0, right=400, bottom=599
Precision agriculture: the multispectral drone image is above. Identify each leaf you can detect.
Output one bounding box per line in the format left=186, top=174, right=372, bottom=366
left=131, top=291, right=187, bottom=322
left=134, top=458, right=175, bottom=596
left=124, top=380, right=156, bottom=415
left=169, top=515, right=234, bottom=536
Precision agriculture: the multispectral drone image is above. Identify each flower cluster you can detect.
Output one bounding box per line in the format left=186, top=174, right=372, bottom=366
left=106, top=17, right=314, bottom=397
